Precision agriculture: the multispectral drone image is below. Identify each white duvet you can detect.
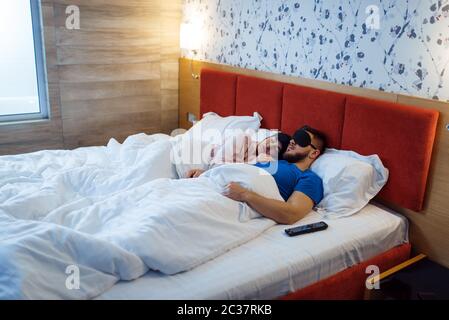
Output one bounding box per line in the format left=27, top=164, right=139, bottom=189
left=0, top=134, right=279, bottom=299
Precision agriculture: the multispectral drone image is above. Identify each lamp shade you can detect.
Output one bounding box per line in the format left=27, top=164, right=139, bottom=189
left=180, top=22, right=201, bottom=51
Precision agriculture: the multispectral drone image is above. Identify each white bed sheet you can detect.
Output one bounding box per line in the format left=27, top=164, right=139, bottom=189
left=96, top=202, right=408, bottom=300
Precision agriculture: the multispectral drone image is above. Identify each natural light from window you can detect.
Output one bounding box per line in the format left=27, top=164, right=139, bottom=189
left=0, top=0, right=46, bottom=120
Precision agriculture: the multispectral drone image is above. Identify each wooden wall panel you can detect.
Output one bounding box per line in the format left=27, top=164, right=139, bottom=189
left=57, top=63, right=161, bottom=83
left=56, top=28, right=160, bottom=47
left=52, top=3, right=160, bottom=30
left=179, top=59, right=201, bottom=129
left=179, top=57, right=449, bottom=268
left=59, top=80, right=161, bottom=102
left=160, top=0, right=181, bottom=133
left=56, top=45, right=161, bottom=65
left=0, top=0, right=180, bottom=154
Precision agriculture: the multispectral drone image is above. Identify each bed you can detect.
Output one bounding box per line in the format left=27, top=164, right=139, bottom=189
left=189, top=68, right=438, bottom=299
left=0, top=68, right=438, bottom=300
left=97, top=203, right=408, bottom=300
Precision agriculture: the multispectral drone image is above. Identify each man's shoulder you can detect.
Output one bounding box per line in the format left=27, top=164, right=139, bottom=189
left=302, top=168, right=323, bottom=183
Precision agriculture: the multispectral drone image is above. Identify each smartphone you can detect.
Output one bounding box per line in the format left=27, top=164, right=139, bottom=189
left=285, top=221, right=328, bottom=237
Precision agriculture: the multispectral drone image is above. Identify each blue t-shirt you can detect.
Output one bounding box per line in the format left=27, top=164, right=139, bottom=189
left=254, top=160, right=323, bottom=204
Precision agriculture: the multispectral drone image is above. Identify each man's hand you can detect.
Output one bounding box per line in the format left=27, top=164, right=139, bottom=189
left=185, top=168, right=206, bottom=178
left=223, top=182, right=251, bottom=202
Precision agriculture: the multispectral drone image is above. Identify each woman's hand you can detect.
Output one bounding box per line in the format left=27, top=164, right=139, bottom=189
left=185, top=169, right=206, bottom=178
left=223, top=182, right=251, bottom=202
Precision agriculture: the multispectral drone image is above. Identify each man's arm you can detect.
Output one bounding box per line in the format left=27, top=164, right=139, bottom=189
left=224, top=182, right=314, bottom=225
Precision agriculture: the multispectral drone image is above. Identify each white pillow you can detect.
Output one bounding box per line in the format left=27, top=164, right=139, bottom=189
left=199, top=111, right=262, bottom=133
left=311, top=148, right=389, bottom=219
left=171, top=112, right=262, bottom=178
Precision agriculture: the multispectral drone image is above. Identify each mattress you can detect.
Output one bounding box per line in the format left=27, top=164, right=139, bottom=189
left=96, top=202, right=408, bottom=300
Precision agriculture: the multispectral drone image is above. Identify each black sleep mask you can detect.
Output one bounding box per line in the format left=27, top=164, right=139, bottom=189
left=293, top=127, right=317, bottom=150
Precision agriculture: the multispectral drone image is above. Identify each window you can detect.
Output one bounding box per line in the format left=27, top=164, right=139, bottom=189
left=0, top=0, right=48, bottom=122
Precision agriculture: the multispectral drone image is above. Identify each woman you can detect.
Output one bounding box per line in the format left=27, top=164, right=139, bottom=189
left=186, top=130, right=292, bottom=178
left=209, top=130, right=292, bottom=166
left=256, top=132, right=291, bottom=162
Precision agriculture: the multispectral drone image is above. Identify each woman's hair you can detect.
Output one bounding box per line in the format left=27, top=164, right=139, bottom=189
left=277, top=132, right=292, bottom=160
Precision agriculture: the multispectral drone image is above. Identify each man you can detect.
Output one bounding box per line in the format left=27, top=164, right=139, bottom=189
left=186, top=125, right=326, bottom=225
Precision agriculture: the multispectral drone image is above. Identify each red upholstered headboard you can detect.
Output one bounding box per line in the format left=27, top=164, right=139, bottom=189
left=199, top=68, right=439, bottom=212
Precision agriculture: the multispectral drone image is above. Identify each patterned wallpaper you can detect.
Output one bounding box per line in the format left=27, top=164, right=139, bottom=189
left=182, top=0, right=449, bottom=101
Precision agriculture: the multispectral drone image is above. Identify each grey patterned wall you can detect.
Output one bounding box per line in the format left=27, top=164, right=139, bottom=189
left=182, top=0, right=449, bottom=101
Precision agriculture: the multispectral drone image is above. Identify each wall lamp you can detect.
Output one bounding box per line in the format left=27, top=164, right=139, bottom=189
left=180, top=21, right=201, bottom=79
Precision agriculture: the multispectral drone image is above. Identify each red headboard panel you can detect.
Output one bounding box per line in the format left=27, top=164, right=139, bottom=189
left=235, top=75, right=284, bottom=129
left=200, top=69, right=237, bottom=116
left=199, top=69, right=439, bottom=211
left=341, top=96, right=439, bottom=211
left=282, top=84, right=346, bottom=149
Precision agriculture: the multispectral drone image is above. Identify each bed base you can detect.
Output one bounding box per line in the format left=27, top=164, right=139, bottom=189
left=279, top=243, right=411, bottom=300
